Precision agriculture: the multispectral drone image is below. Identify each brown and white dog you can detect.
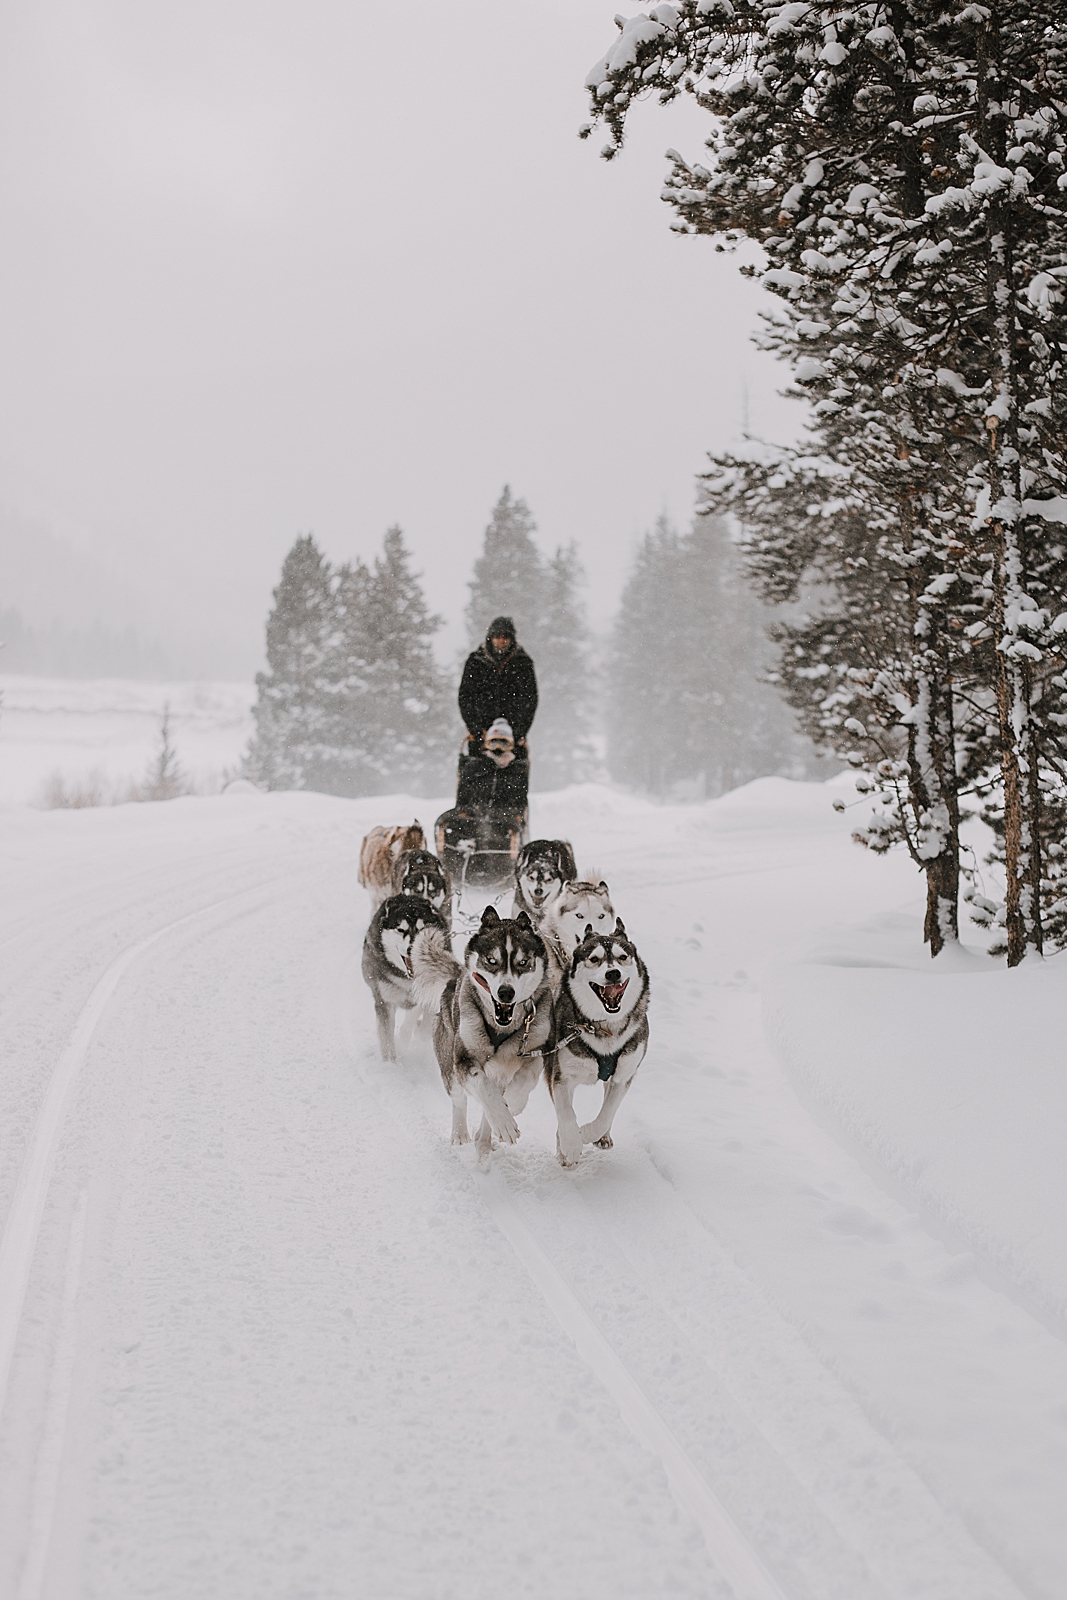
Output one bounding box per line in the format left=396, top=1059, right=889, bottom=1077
left=358, top=821, right=426, bottom=908
left=412, top=906, right=554, bottom=1157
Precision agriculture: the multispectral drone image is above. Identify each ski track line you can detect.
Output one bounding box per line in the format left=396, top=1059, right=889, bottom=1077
left=0, top=878, right=293, bottom=1427
left=476, top=1164, right=791, bottom=1600
left=17, top=1192, right=88, bottom=1600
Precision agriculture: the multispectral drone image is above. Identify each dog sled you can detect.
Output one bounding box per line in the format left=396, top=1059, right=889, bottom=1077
left=435, top=719, right=528, bottom=890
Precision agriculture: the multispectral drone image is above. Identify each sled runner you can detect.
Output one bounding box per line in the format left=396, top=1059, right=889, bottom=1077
left=435, top=721, right=528, bottom=889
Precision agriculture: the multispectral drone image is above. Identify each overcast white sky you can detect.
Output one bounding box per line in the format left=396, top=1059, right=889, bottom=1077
left=0, top=0, right=802, bottom=674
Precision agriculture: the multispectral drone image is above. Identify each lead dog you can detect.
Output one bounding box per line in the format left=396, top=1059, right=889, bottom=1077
left=511, top=838, right=577, bottom=928
left=362, top=893, right=450, bottom=1061
left=540, top=877, right=615, bottom=988
left=391, top=847, right=451, bottom=915
left=359, top=821, right=426, bottom=908
left=412, top=905, right=554, bottom=1157
left=547, top=919, right=650, bottom=1167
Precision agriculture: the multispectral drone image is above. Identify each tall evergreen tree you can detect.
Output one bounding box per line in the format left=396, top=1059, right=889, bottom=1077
left=246, top=528, right=451, bottom=797
left=245, top=534, right=342, bottom=791
left=465, top=487, right=544, bottom=649
left=362, top=526, right=452, bottom=794
left=532, top=543, right=596, bottom=789
left=608, top=515, right=817, bottom=796
left=608, top=517, right=685, bottom=793
left=581, top=0, right=1067, bottom=960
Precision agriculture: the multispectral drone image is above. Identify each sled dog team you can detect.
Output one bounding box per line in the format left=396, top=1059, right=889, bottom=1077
left=359, top=827, right=650, bottom=1167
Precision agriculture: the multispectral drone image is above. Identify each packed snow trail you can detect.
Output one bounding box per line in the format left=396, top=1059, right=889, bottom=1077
left=2, top=784, right=1066, bottom=1598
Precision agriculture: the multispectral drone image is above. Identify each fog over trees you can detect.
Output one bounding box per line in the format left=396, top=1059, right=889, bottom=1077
left=245, top=488, right=815, bottom=800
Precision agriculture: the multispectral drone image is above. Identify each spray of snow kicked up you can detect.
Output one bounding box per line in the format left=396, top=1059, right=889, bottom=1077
left=2, top=777, right=1066, bottom=1598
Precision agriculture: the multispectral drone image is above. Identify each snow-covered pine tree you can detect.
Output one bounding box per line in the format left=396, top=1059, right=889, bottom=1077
left=581, top=0, right=1067, bottom=960
left=329, top=556, right=377, bottom=795
left=465, top=487, right=545, bottom=650
left=681, top=514, right=819, bottom=794
left=608, top=512, right=817, bottom=797
left=360, top=526, right=452, bottom=795
left=141, top=702, right=185, bottom=801
left=245, top=534, right=343, bottom=791
left=530, top=543, right=596, bottom=790
left=608, top=516, right=685, bottom=794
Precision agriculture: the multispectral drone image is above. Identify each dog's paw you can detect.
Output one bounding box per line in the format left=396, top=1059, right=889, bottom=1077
left=593, top=1133, right=613, bottom=1150
left=450, top=1129, right=470, bottom=1146
left=493, top=1114, right=521, bottom=1146
left=556, top=1131, right=582, bottom=1168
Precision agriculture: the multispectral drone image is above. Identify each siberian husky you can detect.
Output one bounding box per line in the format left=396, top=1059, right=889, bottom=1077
left=358, top=821, right=426, bottom=908
left=547, top=919, right=650, bottom=1167
left=540, top=877, right=615, bottom=987
left=412, top=906, right=554, bottom=1157
left=362, top=893, right=450, bottom=1061
left=511, top=838, right=577, bottom=928
left=391, top=848, right=451, bottom=915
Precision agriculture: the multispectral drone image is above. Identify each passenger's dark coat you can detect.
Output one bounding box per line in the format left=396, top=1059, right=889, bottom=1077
left=458, top=641, right=538, bottom=741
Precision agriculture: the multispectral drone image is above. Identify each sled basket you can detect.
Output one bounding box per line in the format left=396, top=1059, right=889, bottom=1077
left=434, top=807, right=527, bottom=890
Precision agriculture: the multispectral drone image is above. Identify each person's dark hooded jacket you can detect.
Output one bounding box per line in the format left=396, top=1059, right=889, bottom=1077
left=458, top=618, right=538, bottom=742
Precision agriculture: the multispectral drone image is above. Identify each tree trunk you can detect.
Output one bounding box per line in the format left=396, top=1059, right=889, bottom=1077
left=910, top=663, right=961, bottom=957
left=979, top=20, right=1044, bottom=965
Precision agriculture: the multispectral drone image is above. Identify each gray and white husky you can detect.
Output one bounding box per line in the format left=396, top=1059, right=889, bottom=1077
left=540, top=877, right=615, bottom=987
left=546, top=918, right=650, bottom=1167
left=412, top=905, right=554, bottom=1157
left=362, top=894, right=451, bottom=1062
left=511, top=838, right=577, bottom=928
left=391, top=847, right=452, bottom=915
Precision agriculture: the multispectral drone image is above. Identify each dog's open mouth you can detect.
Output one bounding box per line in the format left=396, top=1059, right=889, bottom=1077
left=403, top=952, right=414, bottom=974
left=474, top=972, right=515, bottom=1026
left=592, top=979, right=628, bottom=1014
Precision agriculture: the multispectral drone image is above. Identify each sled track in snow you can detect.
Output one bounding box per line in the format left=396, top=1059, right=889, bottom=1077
left=0, top=879, right=296, bottom=1431
left=476, top=1165, right=790, bottom=1600
left=343, top=1010, right=791, bottom=1600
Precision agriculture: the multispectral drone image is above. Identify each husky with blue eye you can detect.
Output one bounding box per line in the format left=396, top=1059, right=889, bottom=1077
left=411, top=905, right=553, bottom=1157
left=361, top=894, right=450, bottom=1062
left=546, top=918, right=650, bottom=1167
left=540, top=877, right=615, bottom=989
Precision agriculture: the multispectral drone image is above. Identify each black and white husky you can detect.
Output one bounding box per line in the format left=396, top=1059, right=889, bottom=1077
left=546, top=919, right=650, bottom=1167
left=391, top=848, right=451, bottom=915
left=511, top=838, right=577, bottom=927
left=362, top=894, right=451, bottom=1062
left=412, top=905, right=554, bottom=1157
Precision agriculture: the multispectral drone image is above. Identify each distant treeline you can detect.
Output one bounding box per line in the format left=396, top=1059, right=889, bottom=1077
left=0, top=607, right=172, bottom=679
left=248, top=488, right=818, bottom=800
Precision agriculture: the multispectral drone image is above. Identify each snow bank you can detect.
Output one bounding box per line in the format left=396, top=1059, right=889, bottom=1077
left=765, top=956, right=1067, bottom=1322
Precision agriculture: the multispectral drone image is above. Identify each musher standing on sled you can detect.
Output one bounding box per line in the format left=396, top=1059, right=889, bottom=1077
left=456, top=616, right=538, bottom=816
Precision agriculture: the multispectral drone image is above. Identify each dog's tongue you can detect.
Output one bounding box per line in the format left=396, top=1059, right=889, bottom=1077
left=600, top=982, right=627, bottom=1009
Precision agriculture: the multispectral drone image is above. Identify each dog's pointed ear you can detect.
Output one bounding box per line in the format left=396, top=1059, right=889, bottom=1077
left=598, top=880, right=609, bottom=892
left=584, top=923, right=593, bottom=939
left=614, top=917, right=626, bottom=937
left=515, top=910, right=532, bottom=929
left=480, top=905, right=501, bottom=927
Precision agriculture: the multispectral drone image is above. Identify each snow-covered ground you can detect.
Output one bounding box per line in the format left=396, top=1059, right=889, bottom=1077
left=0, top=678, right=255, bottom=805
left=2, top=777, right=1066, bottom=1599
